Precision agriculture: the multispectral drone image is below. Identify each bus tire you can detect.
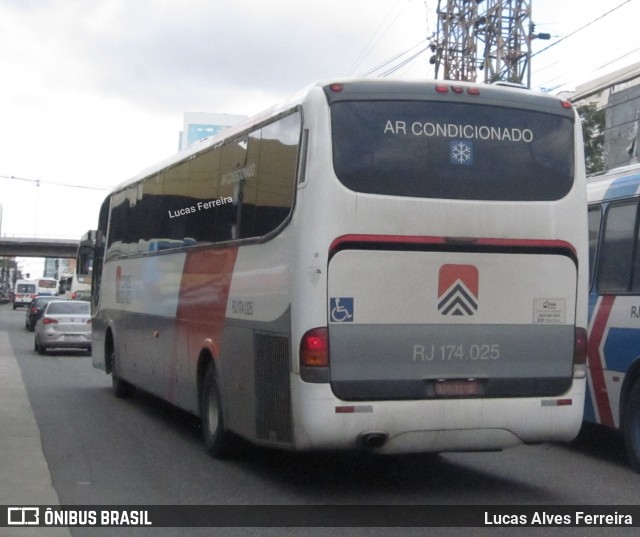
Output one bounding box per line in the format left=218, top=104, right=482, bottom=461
left=623, top=380, right=640, bottom=473
left=109, top=348, right=134, bottom=399
left=201, top=364, right=233, bottom=458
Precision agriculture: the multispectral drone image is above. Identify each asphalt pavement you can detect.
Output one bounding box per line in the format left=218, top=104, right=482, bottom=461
left=0, top=328, right=71, bottom=537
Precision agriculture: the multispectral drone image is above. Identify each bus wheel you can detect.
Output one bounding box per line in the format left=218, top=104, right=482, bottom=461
left=623, top=381, right=640, bottom=473
left=201, top=364, right=233, bottom=458
left=109, top=348, right=134, bottom=399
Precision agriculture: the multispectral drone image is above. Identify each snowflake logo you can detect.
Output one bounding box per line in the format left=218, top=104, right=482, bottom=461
left=450, top=140, right=473, bottom=165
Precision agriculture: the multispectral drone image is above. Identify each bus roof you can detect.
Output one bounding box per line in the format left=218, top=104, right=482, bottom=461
left=587, top=163, right=640, bottom=203
left=111, top=78, right=575, bottom=196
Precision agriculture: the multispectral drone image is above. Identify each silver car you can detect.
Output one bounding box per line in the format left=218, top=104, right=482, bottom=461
left=34, top=300, right=91, bottom=355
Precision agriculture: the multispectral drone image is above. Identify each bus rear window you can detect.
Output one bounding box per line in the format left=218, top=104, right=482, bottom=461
left=330, top=101, right=575, bottom=201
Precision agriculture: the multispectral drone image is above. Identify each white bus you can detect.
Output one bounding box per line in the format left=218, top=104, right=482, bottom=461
left=71, top=231, right=94, bottom=301
left=36, top=277, right=58, bottom=296
left=89, top=79, right=588, bottom=457
left=586, top=163, right=640, bottom=472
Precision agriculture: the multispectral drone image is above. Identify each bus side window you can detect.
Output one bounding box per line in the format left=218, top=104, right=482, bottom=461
left=588, top=205, right=602, bottom=289
left=254, top=112, right=300, bottom=236
left=632, top=212, right=640, bottom=293
left=598, top=201, right=638, bottom=293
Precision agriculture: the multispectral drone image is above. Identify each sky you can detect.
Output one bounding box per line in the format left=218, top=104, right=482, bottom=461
left=1, top=0, right=639, bottom=276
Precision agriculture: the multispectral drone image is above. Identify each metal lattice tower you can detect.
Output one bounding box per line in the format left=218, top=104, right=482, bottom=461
left=431, top=0, right=533, bottom=86
left=479, top=0, right=532, bottom=85
left=431, top=0, right=480, bottom=82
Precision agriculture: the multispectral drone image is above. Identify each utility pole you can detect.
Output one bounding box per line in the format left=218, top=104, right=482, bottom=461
left=431, top=0, right=548, bottom=87
left=431, top=0, right=480, bottom=82
left=478, top=0, right=531, bottom=85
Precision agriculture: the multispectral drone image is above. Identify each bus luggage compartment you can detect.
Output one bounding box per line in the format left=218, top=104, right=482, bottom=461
left=327, top=247, right=577, bottom=401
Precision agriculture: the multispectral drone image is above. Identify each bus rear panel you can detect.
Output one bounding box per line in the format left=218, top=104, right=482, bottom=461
left=290, top=81, right=587, bottom=452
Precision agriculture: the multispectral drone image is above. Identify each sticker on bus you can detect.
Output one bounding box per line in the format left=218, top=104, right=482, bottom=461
left=330, top=297, right=354, bottom=323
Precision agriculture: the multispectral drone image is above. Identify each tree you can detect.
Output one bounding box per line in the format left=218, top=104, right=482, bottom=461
left=576, top=103, right=605, bottom=175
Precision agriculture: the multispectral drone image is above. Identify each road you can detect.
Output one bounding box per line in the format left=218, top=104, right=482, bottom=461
left=1, top=303, right=639, bottom=536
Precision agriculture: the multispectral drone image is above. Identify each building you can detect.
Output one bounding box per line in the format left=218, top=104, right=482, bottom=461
left=178, top=112, right=248, bottom=152
left=570, top=62, right=640, bottom=171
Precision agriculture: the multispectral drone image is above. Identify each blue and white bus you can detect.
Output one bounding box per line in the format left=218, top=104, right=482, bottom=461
left=587, top=163, right=640, bottom=472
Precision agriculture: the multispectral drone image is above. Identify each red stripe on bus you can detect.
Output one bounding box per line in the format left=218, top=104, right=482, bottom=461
left=172, top=247, right=239, bottom=388
left=587, top=295, right=615, bottom=427
left=330, top=234, right=577, bottom=256
left=177, top=247, right=239, bottom=324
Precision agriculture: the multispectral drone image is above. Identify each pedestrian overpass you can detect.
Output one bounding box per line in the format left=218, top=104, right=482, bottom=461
left=0, top=237, right=79, bottom=258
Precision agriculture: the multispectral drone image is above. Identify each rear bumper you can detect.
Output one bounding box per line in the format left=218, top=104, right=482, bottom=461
left=40, top=333, right=91, bottom=349
left=289, top=375, right=586, bottom=453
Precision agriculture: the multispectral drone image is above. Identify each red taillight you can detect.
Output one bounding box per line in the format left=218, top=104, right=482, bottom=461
left=71, top=292, right=78, bottom=300
left=436, top=85, right=480, bottom=95
left=329, top=83, right=344, bottom=93
left=42, top=318, right=58, bottom=325
left=574, top=327, right=588, bottom=365
left=300, top=327, right=329, bottom=367
left=561, top=100, right=572, bottom=109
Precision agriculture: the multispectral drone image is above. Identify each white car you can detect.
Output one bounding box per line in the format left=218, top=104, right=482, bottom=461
left=34, top=300, right=91, bottom=355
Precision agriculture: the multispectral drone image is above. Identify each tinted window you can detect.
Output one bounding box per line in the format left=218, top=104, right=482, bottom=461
left=598, top=201, right=637, bottom=292
left=254, top=113, right=300, bottom=236
left=35, top=297, right=58, bottom=307
left=106, top=111, right=300, bottom=258
left=17, top=284, right=36, bottom=293
left=47, top=302, right=90, bottom=315
left=330, top=101, right=575, bottom=201
left=588, top=206, right=602, bottom=288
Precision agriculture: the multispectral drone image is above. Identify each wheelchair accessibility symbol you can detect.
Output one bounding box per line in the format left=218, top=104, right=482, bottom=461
left=330, top=297, right=354, bottom=322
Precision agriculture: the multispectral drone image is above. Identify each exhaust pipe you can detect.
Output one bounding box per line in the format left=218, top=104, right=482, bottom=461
left=357, top=432, right=389, bottom=450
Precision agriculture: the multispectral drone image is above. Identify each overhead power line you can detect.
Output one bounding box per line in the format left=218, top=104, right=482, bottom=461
left=358, top=39, right=430, bottom=77
left=378, top=45, right=431, bottom=77
left=532, top=0, right=634, bottom=59
left=534, top=43, right=640, bottom=94
left=0, top=173, right=111, bottom=191
left=347, top=0, right=412, bottom=76
left=592, top=45, right=640, bottom=72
